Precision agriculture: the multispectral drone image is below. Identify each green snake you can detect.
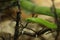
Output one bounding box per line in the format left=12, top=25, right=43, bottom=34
left=20, top=0, right=60, bottom=18
left=0, top=0, right=59, bottom=29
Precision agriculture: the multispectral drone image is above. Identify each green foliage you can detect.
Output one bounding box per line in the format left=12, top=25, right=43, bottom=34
left=26, top=17, right=57, bottom=30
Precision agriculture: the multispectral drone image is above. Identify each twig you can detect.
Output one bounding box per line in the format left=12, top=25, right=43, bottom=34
left=51, top=0, right=60, bottom=40
left=14, top=0, right=21, bottom=40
